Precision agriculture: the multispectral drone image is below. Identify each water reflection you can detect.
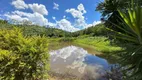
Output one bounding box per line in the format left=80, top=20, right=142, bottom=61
left=49, top=45, right=110, bottom=79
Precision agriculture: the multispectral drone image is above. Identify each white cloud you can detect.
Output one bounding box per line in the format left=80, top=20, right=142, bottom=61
left=52, top=16, right=56, bottom=20
left=3, top=1, right=101, bottom=32
left=77, top=4, right=86, bottom=14
left=12, top=10, right=30, bottom=16
left=65, top=3, right=101, bottom=30
left=63, top=15, right=66, bottom=18
left=56, top=19, right=79, bottom=32
left=53, top=3, right=59, bottom=10
left=47, top=22, right=56, bottom=27
left=0, top=14, right=4, bottom=20
left=11, top=0, right=28, bottom=9
left=66, top=8, right=84, bottom=19
left=27, top=12, right=48, bottom=26
left=74, top=17, right=86, bottom=29
left=11, top=0, right=48, bottom=15
left=5, top=14, right=29, bottom=22
left=86, top=21, right=101, bottom=28
left=5, top=11, right=48, bottom=26
left=92, top=21, right=101, bottom=26
left=47, top=18, right=79, bottom=32
left=5, top=0, right=49, bottom=26
left=28, top=3, right=48, bottom=15
left=66, top=3, right=87, bottom=29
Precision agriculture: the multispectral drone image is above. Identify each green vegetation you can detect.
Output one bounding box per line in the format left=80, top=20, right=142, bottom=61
left=0, top=28, right=50, bottom=80
left=71, top=24, right=121, bottom=53
left=96, top=0, right=142, bottom=32
left=116, top=2, right=142, bottom=79
left=0, top=20, right=121, bottom=53
left=1, top=0, right=142, bottom=79
left=0, top=20, right=71, bottom=37
left=72, top=24, right=109, bottom=37
left=97, top=0, right=142, bottom=79
left=0, top=18, right=123, bottom=80
left=74, top=36, right=121, bottom=53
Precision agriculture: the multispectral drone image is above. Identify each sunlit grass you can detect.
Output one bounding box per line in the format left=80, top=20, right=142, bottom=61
left=74, top=36, right=122, bottom=53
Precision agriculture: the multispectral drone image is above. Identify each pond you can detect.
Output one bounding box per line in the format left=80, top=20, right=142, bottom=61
left=49, top=42, right=116, bottom=80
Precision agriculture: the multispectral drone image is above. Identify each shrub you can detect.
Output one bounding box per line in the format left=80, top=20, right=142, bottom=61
left=0, top=28, right=50, bottom=80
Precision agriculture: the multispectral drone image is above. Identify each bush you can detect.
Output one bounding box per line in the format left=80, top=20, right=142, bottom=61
left=0, top=28, right=50, bottom=80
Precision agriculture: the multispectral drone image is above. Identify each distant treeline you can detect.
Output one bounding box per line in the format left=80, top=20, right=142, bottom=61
left=72, top=24, right=109, bottom=37
left=0, top=20, right=72, bottom=37
left=0, top=20, right=109, bottom=37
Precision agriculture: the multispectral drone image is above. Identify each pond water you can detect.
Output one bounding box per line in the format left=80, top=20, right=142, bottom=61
left=49, top=43, right=115, bottom=80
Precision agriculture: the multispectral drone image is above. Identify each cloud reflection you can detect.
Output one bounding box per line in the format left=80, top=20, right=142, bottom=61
left=49, top=45, right=109, bottom=79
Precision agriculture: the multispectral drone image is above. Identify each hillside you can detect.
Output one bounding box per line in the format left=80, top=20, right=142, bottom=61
left=0, top=20, right=108, bottom=37
left=71, top=23, right=109, bottom=37
left=0, top=20, right=71, bottom=37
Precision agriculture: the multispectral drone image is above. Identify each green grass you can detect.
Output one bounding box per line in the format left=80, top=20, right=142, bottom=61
left=48, top=36, right=122, bottom=53
left=74, top=36, right=122, bottom=53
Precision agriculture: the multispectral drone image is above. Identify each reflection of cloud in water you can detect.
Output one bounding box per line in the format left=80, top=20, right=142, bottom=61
left=50, top=46, right=76, bottom=60
left=67, top=59, right=87, bottom=73
left=50, top=46, right=88, bottom=73
left=49, top=45, right=109, bottom=79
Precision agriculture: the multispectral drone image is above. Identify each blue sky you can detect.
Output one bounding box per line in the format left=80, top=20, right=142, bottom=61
left=0, top=0, right=102, bottom=32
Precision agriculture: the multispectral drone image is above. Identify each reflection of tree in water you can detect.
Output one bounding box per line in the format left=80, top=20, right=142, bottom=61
left=103, top=65, right=123, bottom=80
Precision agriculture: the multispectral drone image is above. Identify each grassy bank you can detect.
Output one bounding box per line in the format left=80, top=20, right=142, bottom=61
left=48, top=36, right=122, bottom=53
left=73, top=36, right=122, bottom=53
